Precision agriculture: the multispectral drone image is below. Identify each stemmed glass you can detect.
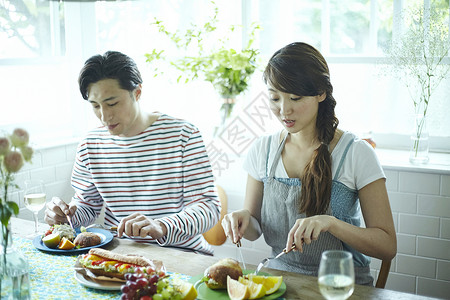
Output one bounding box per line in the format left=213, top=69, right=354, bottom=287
left=318, top=250, right=355, bottom=300
left=23, top=179, right=47, bottom=238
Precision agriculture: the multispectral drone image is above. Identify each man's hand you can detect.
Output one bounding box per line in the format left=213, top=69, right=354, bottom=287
left=117, top=213, right=167, bottom=239
left=44, top=197, right=77, bottom=225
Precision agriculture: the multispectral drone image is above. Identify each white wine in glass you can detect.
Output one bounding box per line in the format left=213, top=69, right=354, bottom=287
left=24, top=179, right=46, bottom=237
left=318, top=250, right=355, bottom=300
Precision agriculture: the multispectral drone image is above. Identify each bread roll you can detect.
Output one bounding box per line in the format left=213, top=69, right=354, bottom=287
left=73, top=232, right=101, bottom=248
left=204, top=258, right=243, bottom=289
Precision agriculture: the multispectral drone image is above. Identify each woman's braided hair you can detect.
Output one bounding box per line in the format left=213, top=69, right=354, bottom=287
left=263, top=42, right=339, bottom=216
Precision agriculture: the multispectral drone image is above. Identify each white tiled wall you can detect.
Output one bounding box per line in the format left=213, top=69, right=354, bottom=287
left=10, top=142, right=450, bottom=299
left=8, top=142, right=78, bottom=222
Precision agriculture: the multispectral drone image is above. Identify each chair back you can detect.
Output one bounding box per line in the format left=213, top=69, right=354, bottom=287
left=375, top=259, right=391, bottom=288
left=202, top=185, right=227, bottom=246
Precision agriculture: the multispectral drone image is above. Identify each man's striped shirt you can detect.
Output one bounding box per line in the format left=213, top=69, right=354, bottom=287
left=70, top=114, right=220, bottom=255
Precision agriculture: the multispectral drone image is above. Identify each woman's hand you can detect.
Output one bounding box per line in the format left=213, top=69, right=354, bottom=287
left=286, top=215, right=336, bottom=252
left=117, top=213, right=167, bottom=239
left=44, top=197, right=77, bottom=225
left=221, top=209, right=252, bottom=244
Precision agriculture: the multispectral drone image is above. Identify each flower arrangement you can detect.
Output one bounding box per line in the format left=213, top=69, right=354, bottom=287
left=384, top=6, right=450, bottom=163
left=145, top=2, right=260, bottom=126
left=0, top=128, right=33, bottom=252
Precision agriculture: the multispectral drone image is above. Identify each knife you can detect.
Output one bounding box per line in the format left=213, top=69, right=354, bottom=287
left=236, top=240, right=247, bottom=270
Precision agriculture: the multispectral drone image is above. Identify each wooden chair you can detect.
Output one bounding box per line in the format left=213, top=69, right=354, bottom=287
left=375, top=259, right=391, bottom=288
left=202, top=185, right=228, bottom=246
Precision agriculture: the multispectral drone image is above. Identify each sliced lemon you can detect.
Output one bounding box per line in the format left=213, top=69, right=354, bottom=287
left=172, top=278, right=198, bottom=300
left=58, top=237, right=75, bottom=250
left=238, top=277, right=266, bottom=299
left=245, top=274, right=283, bottom=295
left=42, top=233, right=61, bottom=248
left=227, top=276, right=250, bottom=300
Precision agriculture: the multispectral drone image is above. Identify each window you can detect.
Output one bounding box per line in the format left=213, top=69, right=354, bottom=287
left=0, top=1, right=88, bottom=144
left=252, top=0, right=449, bottom=151
left=1, top=0, right=449, bottom=152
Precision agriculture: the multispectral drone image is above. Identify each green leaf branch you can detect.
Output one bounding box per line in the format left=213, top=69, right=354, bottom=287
left=145, top=2, right=261, bottom=100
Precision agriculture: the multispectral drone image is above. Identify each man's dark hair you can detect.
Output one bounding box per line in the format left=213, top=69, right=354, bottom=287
left=78, top=51, right=143, bottom=100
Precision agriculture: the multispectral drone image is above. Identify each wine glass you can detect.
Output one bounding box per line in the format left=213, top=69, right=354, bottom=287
left=318, top=250, right=355, bottom=300
left=23, top=179, right=47, bottom=237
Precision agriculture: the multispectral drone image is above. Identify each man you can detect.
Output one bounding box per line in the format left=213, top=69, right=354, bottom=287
left=45, top=51, right=220, bottom=254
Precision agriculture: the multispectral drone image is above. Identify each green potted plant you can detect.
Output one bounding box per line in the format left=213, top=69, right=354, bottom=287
left=145, top=3, right=260, bottom=129
left=384, top=6, right=450, bottom=164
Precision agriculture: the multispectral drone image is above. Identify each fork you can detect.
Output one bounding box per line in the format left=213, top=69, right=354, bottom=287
left=254, top=244, right=296, bottom=275
left=66, top=214, right=75, bottom=231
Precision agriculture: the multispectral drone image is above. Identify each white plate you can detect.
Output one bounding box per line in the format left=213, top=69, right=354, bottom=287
left=74, top=271, right=123, bottom=291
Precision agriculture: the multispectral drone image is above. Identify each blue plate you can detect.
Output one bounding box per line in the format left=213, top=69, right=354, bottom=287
left=33, top=228, right=114, bottom=255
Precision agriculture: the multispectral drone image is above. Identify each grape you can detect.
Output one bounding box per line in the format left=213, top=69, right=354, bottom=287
left=173, top=294, right=182, bottom=300
left=161, top=289, right=171, bottom=299
left=128, top=281, right=138, bottom=290
left=149, top=284, right=157, bottom=295
left=128, top=289, right=136, bottom=298
left=153, top=294, right=163, bottom=300
left=124, top=273, right=133, bottom=281
left=157, top=279, right=167, bottom=291
left=136, top=278, right=149, bottom=289
left=121, top=285, right=130, bottom=293
left=121, top=269, right=186, bottom=300
left=125, top=273, right=137, bottom=282
left=150, top=274, right=159, bottom=284
left=120, top=294, right=129, bottom=300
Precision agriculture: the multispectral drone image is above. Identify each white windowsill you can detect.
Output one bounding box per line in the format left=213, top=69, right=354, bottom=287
left=375, top=148, right=450, bottom=175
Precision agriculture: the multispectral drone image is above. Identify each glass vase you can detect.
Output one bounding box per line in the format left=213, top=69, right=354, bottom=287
left=0, top=223, right=31, bottom=300
left=409, top=114, right=429, bottom=165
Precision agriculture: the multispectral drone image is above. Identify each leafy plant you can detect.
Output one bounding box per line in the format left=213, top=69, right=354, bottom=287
left=384, top=5, right=450, bottom=159
left=145, top=2, right=260, bottom=122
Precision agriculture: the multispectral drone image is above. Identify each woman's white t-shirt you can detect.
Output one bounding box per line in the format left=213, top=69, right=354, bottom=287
left=244, top=130, right=385, bottom=191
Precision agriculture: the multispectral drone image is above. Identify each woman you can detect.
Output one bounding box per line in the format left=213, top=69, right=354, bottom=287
left=221, top=42, right=396, bottom=285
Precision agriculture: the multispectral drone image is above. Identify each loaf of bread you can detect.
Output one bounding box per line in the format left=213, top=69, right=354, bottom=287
left=74, top=232, right=102, bottom=248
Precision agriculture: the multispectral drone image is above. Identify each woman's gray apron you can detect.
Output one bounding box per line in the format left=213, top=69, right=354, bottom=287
left=261, top=134, right=373, bottom=285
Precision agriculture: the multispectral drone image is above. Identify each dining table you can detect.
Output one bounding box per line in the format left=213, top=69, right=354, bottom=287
left=9, top=217, right=436, bottom=300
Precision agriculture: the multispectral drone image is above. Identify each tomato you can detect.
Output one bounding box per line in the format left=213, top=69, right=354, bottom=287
left=91, top=259, right=108, bottom=266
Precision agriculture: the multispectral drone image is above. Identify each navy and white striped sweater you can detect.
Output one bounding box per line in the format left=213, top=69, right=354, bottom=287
left=70, top=114, right=220, bottom=255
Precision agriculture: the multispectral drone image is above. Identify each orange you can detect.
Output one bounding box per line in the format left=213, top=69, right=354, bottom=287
left=227, top=276, right=250, bottom=300
left=58, top=237, right=75, bottom=250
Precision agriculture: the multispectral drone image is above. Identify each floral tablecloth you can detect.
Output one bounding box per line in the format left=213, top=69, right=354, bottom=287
left=13, top=236, right=190, bottom=300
